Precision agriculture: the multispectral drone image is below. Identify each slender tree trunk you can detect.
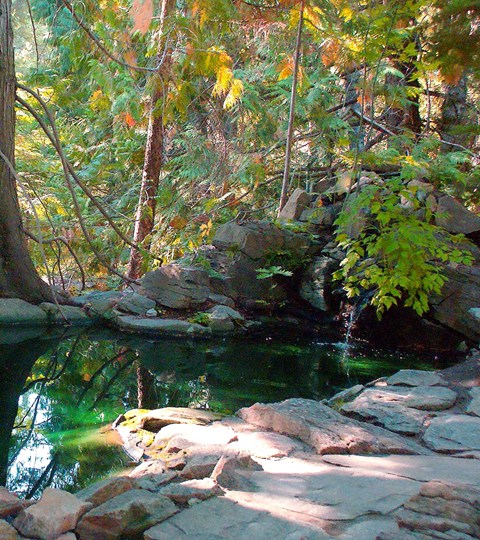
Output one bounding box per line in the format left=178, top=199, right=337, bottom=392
left=277, top=0, right=305, bottom=216
left=0, top=0, right=53, bottom=302
left=127, top=0, right=174, bottom=280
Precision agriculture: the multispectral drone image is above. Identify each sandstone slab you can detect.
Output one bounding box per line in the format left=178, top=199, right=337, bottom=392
left=423, top=414, right=480, bottom=452
left=396, top=481, right=480, bottom=538
left=435, top=195, right=480, bottom=235
left=75, top=489, right=177, bottom=540
left=0, top=487, right=32, bottom=518
left=387, top=370, right=446, bottom=387
left=341, top=396, right=427, bottom=435
left=239, top=398, right=430, bottom=455
left=233, top=431, right=300, bottom=458
left=155, top=423, right=236, bottom=451
left=0, top=520, right=22, bottom=540
left=466, top=387, right=480, bottom=417
left=278, top=188, right=312, bottom=221
left=13, top=488, right=91, bottom=540
left=160, top=478, right=221, bottom=504
left=300, top=256, right=338, bottom=312
left=321, top=454, right=480, bottom=485
left=137, top=407, right=222, bottom=432
left=75, top=476, right=133, bottom=507
left=115, top=292, right=156, bottom=315
left=144, top=496, right=329, bottom=540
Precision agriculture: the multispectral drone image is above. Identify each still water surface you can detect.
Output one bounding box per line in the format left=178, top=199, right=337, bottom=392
left=0, top=326, right=453, bottom=498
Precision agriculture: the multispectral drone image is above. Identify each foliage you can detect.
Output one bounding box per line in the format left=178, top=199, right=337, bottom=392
left=6, top=0, right=479, bottom=316
left=334, top=178, right=475, bottom=317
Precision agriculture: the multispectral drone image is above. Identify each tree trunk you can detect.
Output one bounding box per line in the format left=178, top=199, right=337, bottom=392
left=0, top=0, right=53, bottom=302
left=127, top=0, right=174, bottom=281
left=439, top=74, right=472, bottom=152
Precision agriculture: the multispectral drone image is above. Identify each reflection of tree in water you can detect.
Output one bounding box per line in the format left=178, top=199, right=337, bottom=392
left=4, top=333, right=138, bottom=498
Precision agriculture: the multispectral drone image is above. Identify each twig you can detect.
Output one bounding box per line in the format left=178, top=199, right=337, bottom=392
left=23, top=229, right=86, bottom=290
left=59, top=0, right=158, bottom=73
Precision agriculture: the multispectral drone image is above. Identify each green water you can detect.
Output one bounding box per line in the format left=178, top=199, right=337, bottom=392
left=0, top=327, right=455, bottom=498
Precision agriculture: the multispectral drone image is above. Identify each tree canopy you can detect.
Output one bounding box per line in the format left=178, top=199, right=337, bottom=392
left=1, top=0, right=479, bottom=314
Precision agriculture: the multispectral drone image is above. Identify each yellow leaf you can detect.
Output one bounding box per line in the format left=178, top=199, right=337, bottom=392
left=213, top=65, right=233, bottom=96
left=223, top=78, right=244, bottom=110
left=340, top=6, right=354, bottom=21
left=130, top=0, right=153, bottom=35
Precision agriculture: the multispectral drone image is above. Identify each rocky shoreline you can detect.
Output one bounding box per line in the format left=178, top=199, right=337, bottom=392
left=1, top=355, right=479, bottom=540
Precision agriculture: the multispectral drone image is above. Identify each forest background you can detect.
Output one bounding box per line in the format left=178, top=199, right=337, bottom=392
left=5, top=0, right=480, bottom=316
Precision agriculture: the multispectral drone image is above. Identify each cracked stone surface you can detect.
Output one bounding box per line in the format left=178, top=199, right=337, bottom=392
left=467, top=387, right=480, bottom=417
left=239, top=398, right=430, bottom=455
left=11, top=361, right=478, bottom=540
left=387, top=370, right=446, bottom=387
left=423, top=414, right=480, bottom=452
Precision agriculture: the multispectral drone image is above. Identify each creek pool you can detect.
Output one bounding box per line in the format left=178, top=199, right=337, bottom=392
left=0, top=326, right=455, bottom=498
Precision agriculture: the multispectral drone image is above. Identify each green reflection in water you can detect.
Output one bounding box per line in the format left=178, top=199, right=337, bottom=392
left=2, top=328, right=454, bottom=497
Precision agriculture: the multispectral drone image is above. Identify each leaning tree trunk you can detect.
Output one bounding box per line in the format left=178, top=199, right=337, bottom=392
left=126, top=0, right=174, bottom=281
left=0, top=0, right=53, bottom=302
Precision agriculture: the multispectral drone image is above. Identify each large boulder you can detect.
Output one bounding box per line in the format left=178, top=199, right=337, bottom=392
left=299, top=256, right=338, bottom=311
left=212, top=221, right=313, bottom=261
left=239, top=398, right=430, bottom=455
left=115, top=292, right=156, bottom=316
left=435, top=195, right=480, bottom=236
left=141, top=265, right=211, bottom=309
left=0, top=488, right=32, bottom=518
left=278, top=188, right=312, bottom=221
left=75, top=490, right=177, bottom=540
left=209, top=221, right=317, bottom=304
left=13, top=488, right=91, bottom=540
left=430, top=264, right=480, bottom=341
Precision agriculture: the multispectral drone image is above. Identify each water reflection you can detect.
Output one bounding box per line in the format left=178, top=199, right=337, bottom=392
left=0, top=328, right=450, bottom=496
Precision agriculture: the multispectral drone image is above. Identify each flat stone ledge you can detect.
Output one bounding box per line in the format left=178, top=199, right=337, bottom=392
left=113, top=316, right=210, bottom=336
left=0, top=299, right=48, bottom=326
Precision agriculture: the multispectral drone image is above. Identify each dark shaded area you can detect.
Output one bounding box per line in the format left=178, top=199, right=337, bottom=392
left=0, top=337, right=51, bottom=485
